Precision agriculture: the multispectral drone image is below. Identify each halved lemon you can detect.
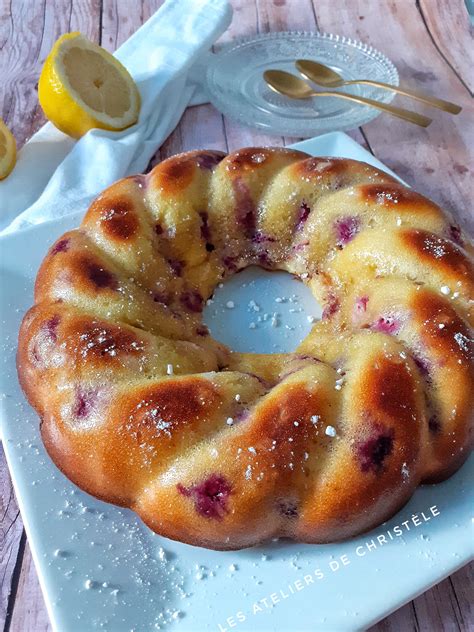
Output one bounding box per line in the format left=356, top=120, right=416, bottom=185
left=0, top=119, right=17, bottom=180
left=38, top=32, right=140, bottom=139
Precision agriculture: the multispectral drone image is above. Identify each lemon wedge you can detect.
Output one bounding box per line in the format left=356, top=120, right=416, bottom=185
left=38, top=32, right=140, bottom=139
left=0, top=119, right=17, bottom=180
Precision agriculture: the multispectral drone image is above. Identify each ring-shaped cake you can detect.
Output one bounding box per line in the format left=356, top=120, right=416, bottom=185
left=18, top=148, right=473, bottom=549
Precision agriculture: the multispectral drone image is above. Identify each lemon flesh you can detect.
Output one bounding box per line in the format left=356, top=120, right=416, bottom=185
left=0, top=119, right=17, bottom=180
left=39, top=32, right=140, bottom=138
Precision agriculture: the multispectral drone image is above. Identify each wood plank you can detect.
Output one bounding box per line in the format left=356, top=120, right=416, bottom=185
left=0, top=446, right=24, bottom=628
left=141, top=0, right=168, bottom=22
left=215, top=0, right=287, bottom=150
left=218, top=0, right=368, bottom=151
left=411, top=574, right=466, bottom=631
left=9, top=542, right=52, bottom=632
left=154, top=103, right=228, bottom=166
left=147, top=0, right=228, bottom=165
left=255, top=0, right=370, bottom=150
left=312, top=0, right=474, bottom=233
left=0, top=0, right=48, bottom=148
left=418, top=0, right=474, bottom=93
left=9, top=543, right=53, bottom=632
left=0, top=2, right=101, bottom=629
left=0, top=1, right=100, bottom=150
left=256, top=0, right=318, bottom=34
left=369, top=601, right=418, bottom=632
left=155, top=7, right=234, bottom=160
left=449, top=563, right=474, bottom=630
left=101, top=0, right=155, bottom=52
left=371, top=563, right=474, bottom=631
left=255, top=0, right=322, bottom=148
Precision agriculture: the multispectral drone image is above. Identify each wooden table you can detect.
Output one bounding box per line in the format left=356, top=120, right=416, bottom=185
left=1, top=1, right=473, bottom=630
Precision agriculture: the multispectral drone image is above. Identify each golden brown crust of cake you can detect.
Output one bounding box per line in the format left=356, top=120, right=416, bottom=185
left=17, top=148, right=473, bottom=550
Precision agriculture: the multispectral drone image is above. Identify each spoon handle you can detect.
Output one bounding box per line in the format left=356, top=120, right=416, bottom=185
left=343, top=79, right=461, bottom=114
left=314, top=91, right=432, bottom=127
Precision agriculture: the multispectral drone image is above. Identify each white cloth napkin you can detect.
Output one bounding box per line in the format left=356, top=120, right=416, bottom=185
left=0, top=0, right=232, bottom=235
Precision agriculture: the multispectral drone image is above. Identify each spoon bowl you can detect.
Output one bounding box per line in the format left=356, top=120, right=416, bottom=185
left=296, top=60, right=345, bottom=88
left=264, top=70, right=318, bottom=99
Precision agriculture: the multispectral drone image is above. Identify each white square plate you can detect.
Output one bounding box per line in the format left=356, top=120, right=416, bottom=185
left=1, top=132, right=472, bottom=632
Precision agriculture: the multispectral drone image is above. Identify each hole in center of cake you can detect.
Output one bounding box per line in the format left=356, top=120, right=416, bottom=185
left=202, top=267, right=322, bottom=353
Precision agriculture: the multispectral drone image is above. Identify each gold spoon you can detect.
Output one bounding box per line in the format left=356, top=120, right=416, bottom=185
left=264, top=70, right=432, bottom=128
left=296, top=59, right=462, bottom=115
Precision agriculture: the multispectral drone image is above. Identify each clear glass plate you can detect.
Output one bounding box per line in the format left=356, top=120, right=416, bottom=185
left=206, top=31, right=399, bottom=136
